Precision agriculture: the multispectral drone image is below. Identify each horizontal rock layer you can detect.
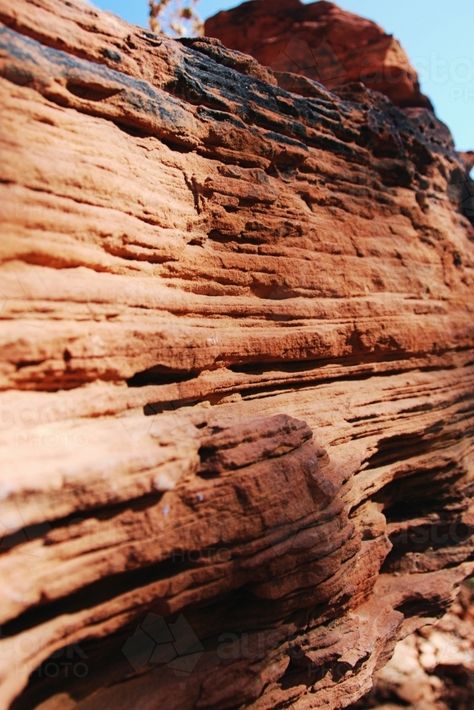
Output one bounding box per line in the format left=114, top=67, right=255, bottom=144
left=0, top=0, right=472, bottom=708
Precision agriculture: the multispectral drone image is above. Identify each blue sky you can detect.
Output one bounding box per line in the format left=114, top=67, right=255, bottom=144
left=93, top=1, right=472, bottom=151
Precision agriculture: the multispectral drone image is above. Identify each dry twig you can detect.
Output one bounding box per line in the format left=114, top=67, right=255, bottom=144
left=149, top=0, right=203, bottom=37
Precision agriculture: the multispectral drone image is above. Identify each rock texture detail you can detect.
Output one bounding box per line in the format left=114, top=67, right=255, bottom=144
left=352, top=584, right=474, bottom=709
left=205, top=0, right=432, bottom=108
left=0, top=0, right=473, bottom=708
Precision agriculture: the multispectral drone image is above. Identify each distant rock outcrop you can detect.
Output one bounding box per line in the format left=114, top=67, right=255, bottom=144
left=205, top=0, right=432, bottom=108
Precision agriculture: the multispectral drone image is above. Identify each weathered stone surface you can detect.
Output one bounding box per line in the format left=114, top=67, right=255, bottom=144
left=351, top=584, right=474, bottom=709
left=0, top=0, right=472, bottom=708
left=205, top=0, right=432, bottom=109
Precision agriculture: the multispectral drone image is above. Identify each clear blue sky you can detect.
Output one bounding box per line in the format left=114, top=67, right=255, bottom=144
left=93, top=0, right=472, bottom=151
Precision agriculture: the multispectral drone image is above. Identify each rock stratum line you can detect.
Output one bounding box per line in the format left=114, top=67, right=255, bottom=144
left=0, top=0, right=472, bottom=708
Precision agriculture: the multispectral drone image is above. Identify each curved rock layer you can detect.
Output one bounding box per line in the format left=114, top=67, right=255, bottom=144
left=0, top=1, right=472, bottom=708
left=205, top=0, right=432, bottom=108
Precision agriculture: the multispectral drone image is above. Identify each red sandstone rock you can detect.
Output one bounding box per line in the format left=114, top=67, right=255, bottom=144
left=0, top=0, right=472, bottom=708
left=352, top=585, right=474, bottom=709
left=205, top=0, right=432, bottom=108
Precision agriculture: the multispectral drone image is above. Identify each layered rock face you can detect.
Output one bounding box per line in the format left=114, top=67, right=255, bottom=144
left=0, top=0, right=473, bottom=708
left=353, top=584, right=474, bottom=709
left=205, top=0, right=431, bottom=108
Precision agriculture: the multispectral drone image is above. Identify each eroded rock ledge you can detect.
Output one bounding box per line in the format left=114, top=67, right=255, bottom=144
left=0, top=0, right=472, bottom=708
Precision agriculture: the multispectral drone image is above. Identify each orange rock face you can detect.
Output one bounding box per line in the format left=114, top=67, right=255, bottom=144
left=0, top=0, right=472, bottom=708
left=205, top=0, right=432, bottom=108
